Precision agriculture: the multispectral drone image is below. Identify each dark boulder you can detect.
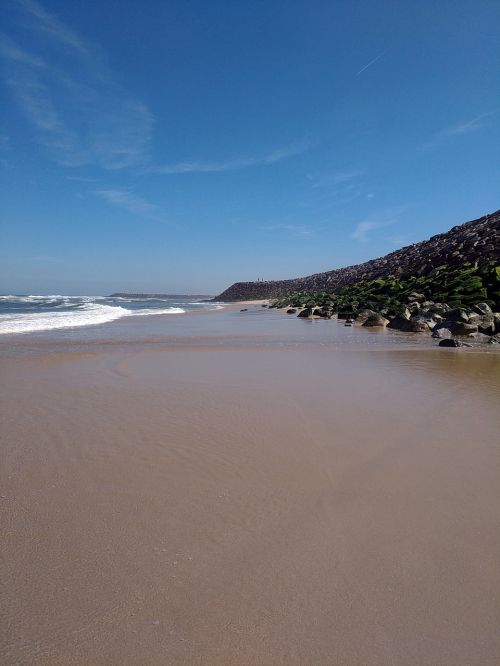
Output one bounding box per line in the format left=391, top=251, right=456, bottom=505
left=408, top=292, right=426, bottom=303
left=387, top=316, right=410, bottom=331
left=363, top=313, right=389, bottom=327
left=406, top=317, right=431, bottom=333
left=408, top=302, right=421, bottom=314
left=297, top=308, right=313, bottom=318
left=355, top=309, right=377, bottom=324
left=286, top=308, right=297, bottom=314
left=475, top=315, right=495, bottom=335
left=472, top=303, right=493, bottom=316
left=397, top=307, right=412, bottom=320
left=438, top=338, right=471, bottom=348
left=447, top=308, right=470, bottom=322
left=432, top=327, right=452, bottom=339
left=428, top=303, right=451, bottom=316
left=450, top=321, right=478, bottom=336
left=313, top=308, right=332, bottom=318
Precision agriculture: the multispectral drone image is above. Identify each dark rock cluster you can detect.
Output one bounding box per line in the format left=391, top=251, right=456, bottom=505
left=280, top=297, right=500, bottom=347
left=216, top=210, right=500, bottom=301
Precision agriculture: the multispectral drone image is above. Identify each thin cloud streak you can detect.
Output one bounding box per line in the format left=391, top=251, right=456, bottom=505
left=19, top=0, right=90, bottom=55
left=260, top=222, right=316, bottom=238
left=310, top=168, right=364, bottom=189
left=149, top=141, right=310, bottom=175
left=423, top=109, right=500, bottom=150
left=94, top=189, right=169, bottom=223
left=444, top=110, right=499, bottom=135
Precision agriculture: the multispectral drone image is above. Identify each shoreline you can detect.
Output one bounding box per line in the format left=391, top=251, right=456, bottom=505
left=2, top=300, right=500, bottom=359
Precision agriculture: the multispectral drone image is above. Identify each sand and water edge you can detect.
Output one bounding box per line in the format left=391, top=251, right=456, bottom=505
left=1, top=303, right=499, bottom=665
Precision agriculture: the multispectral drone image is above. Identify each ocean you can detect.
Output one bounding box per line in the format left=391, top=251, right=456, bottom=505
left=0, top=294, right=221, bottom=335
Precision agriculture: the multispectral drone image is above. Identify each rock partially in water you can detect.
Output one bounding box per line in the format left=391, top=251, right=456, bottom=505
left=432, top=327, right=452, bottom=339
left=313, top=308, right=332, bottom=318
left=406, top=317, right=431, bottom=332
left=355, top=309, right=377, bottom=324
left=387, top=316, right=410, bottom=331
left=363, top=313, right=389, bottom=327
left=439, top=338, right=470, bottom=348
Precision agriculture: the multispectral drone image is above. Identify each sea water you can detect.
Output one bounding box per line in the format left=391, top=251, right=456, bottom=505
left=0, top=294, right=220, bottom=335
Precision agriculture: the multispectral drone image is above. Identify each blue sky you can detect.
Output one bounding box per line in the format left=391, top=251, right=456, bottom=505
left=0, top=0, right=499, bottom=294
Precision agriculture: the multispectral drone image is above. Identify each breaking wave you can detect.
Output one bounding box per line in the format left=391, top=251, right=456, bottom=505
left=0, top=297, right=188, bottom=335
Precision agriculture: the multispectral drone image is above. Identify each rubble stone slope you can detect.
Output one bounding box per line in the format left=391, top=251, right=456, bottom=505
left=216, top=210, right=500, bottom=301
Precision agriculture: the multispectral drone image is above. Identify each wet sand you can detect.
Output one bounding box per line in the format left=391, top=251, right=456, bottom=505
left=1, top=312, right=500, bottom=665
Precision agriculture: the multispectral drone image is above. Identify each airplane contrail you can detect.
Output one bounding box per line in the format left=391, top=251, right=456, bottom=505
left=356, top=51, right=385, bottom=76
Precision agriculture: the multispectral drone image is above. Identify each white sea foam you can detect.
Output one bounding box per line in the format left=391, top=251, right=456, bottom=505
left=0, top=295, right=63, bottom=303
left=0, top=302, right=187, bottom=334
left=0, top=303, right=128, bottom=334
left=126, top=307, right=185, bottom=316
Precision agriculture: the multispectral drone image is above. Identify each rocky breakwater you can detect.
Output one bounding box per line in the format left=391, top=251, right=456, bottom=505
left=273, top=293, right=500, bottom=348
left=215, top=210, right=500, bottom=301
left=273, top=291, right=500, bottom=348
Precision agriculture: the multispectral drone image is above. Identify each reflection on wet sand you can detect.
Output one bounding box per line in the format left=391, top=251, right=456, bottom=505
left=1, top=311, right=499, bottom=665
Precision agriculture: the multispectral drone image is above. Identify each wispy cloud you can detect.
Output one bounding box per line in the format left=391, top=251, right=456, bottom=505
left=149, top=141, right=310, bottom=175
left=310, top=168, right=364, bottom=189
left=19, top=0, right=90, bottom=55
left=351, top=208, right=403, bottom=243
left=423, top=109, right=500, bottom=151
left=0, top=35, right=46, bottom=67
left=66, top=175, right=99, bottom=183
left=351, top=220, right=381, bottom=242
left=356, top=51, right=385, bottom=77
left=301, top=168, right=364, bottom=213
left=260, top=222, right=316, bottom=238
left=2, top=1, right=310, bottom=177
left=0, top=1, right=154, bottom=169
left=94, top=189, right=169, bottom=223
left=444, top=110, right=499, bottom=136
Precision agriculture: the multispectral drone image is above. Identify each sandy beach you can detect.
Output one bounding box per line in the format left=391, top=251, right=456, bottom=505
left=1, top=307, right=500, bottom=665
